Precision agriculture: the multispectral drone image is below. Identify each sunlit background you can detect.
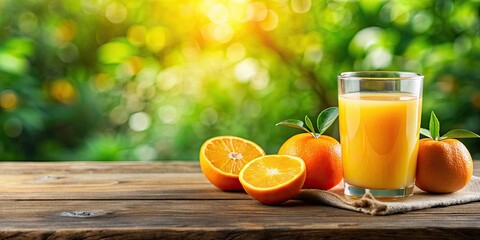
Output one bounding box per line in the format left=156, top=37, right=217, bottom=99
left=0, top=0, right=479, bottom=161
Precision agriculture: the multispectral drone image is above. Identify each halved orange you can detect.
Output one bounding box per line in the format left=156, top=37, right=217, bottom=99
left=199, top=136, right=266, bottom=190
left=239, top=155, right=306, bottom=205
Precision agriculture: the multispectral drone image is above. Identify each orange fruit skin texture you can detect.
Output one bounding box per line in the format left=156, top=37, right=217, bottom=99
left=200, top=156, right=241, bottom=191
left=244, top=171, right=306, bottom=205
left=278, top=133, right=343, bottom=190
left=416, top=138, right=473, bottom=193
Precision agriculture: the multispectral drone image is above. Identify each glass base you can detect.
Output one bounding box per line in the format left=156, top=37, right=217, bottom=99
left=344, top=182, right=414, bottom=201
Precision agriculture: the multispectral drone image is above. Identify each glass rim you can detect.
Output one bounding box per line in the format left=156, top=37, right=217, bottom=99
left=338, top=71, right=423, bottom=80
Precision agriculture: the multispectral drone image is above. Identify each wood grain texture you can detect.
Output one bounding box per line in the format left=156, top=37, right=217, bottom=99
left=0, top=161, right=201, bottom=174
left=1, top=199, right=480, bottom=239
left=0, top=161, right=478, bottom=239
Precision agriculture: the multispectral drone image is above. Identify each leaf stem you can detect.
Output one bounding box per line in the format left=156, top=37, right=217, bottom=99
left=423, top=111, right=480, bottom=140
left=276, top=107, right=338, bottom=138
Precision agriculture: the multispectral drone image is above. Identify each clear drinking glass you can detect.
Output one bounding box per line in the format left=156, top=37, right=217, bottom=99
left=338, top=71, right=423, bottom=199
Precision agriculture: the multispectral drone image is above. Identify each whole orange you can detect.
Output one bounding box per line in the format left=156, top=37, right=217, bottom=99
left=415, top=138, right=473, bottom=193
left=278, top=133, right=342, bottom=190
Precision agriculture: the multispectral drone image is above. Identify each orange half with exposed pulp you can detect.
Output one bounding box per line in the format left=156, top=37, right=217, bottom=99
left=199, top=136, right=266, bottom=190
left=239, top=155, right=306, bottom=204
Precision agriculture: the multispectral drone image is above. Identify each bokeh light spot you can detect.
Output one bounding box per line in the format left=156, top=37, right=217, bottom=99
left=182, top=43, right=201, bottom=61
left=291, top=0, right=312, bottom=14
left=4, top=118, right=23, bottom=138
left=109, top=106, right=128, bottom=125
left=207, top=4, right=229, bottom=24
left=412, top=11, right=433, bottom=33
left=259, top=10, right=279, bottom=31
left=251, top=68, right=270, bottom=90
left=156, top=69, right=180, bottom=91
left=127, top=25, right=147, bottom=46
left=136, top=69, right=157, bottom=100
left=98, top=41, right=135, bottom=64
left=0, top=90, right=19, bottom=110
left=125, top=95, right=145, bottom=112
left=226, top=42, right=246, bottom=62
left=55, top=20, right=76, bottom=43
left=242, top=100, right=262, bottom=117
left=135, top=145, right=157, bottom=161
left=93, top=73, right=114, bottom=92
left=145, top=26, right=167, bottom=53
left=122, top=56, right=144, bottom=77
left=58, top=42, right=79, bottom=63
left=200, top=24, right=214, bottom=41
left=352, top=27, right=383, bottom=51
left=230, top=1, right=250, bottom=22
left=366, top=47, right=392, bottom=69
left=129, top=112, right=151, bottom=132
left=437, top=75, right=456, bottom=93
left=106, top=1, right=128, bottom=24
left=325, top=2, right=353, bottom=28
left=212, top=23, right=234, bottom=43
left=200, top=108, right=218, bottom=126
left=201, top=23, right=234, bottom=43
left=0, top=52, right=28, bottom=74
left=472, top=92, right=480, bottom=109
left=452, top=3, right=476, bottom=31
left=158, top=105, right=178, bottom=124
left=454, top=35, right=472, bottom=56
left=389, top=3, right=410, bottom=25
left=136, top=68, right=156, bottom=87
left=235, top=58, right=259, bottom=83
left=18, top=11, right=38, bottom=34
left=246, top=2, right=268, bottom=22
left=50, top=79, right=76, bottom=104
left=303, top=44, right=323, bottom=64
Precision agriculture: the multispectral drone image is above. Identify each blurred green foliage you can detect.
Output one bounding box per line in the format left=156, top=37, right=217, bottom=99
left=0, top=0, right=479, bottom=161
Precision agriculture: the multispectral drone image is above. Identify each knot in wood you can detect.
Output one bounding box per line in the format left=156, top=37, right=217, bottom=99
left=34, top=175, right=62, bottom=181
left=60, top=211, right=104, bottom=218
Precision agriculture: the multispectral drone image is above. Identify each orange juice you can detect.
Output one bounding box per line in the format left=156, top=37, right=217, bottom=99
left=339, top=93, right=422, bottom=189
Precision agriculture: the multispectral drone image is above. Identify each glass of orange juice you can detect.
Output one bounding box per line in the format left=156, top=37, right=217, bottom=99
left=338, top=71, right=423, bottom=199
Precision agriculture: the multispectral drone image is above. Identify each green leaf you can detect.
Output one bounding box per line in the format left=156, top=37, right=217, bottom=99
left=429, top=111, right=440, bottom=141
left=440, top=129, right=480, bottom=140
left=304, top=115, right=316, bottom=134
left=420, top=128, right=432, bottom=139
left=316, top=107, right=339, bottom=136
left=275, top=119, right=311, bottom=134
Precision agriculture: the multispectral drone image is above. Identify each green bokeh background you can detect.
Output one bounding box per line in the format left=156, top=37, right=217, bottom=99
left=0, top=0, right=479, bottom=161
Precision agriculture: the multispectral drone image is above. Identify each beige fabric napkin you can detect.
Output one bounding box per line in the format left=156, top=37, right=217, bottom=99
left=296, top=176, right=480, bottom=216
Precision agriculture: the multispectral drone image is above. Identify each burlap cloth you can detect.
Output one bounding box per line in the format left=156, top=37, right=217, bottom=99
left=296, top=176, right=480, bottom=215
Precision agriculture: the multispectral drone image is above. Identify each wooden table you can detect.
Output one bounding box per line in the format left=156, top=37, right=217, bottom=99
left=0, top=161, right=479, bottom=239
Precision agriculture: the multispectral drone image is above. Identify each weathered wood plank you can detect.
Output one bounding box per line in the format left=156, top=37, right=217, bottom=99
left=0, top=161, right=201, bottom=174
left=0, top=160, right=477, bottom=174
left=1, top=228, right=479, bottom=240
left=0, top=200, right=479, bottom=239
left=0, top=198, right=477, bottom=227
left=0, top=173, right=250, bottom=200
left=0, top=161, right=478, bottom=239
left=0, top=161, right=478, bottom=201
